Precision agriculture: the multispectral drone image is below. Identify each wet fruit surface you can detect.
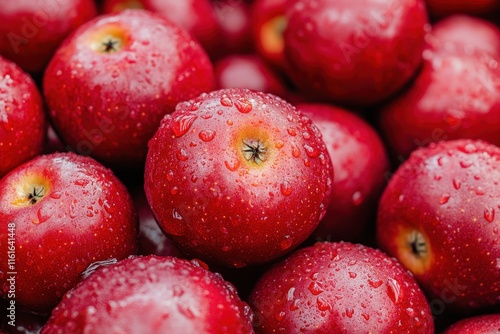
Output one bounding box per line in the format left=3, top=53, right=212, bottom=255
left=145, top=88, right=333, bottom=267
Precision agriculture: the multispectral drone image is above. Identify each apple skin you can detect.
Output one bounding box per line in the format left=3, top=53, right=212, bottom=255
left=442, top=313, right=500, bottom=334
left=41, top=255, right=254, bottom=333
left=102, top=0, right=220, bottom=57
left=249, top=242, right=434, bottom=333
left=43, top=9, right=215, bottom=170
left=297, top=103, right=390, bottom=244
left=377, top=139, right=500, bottom=314
left=283, top=0, right=429, bottom=107
left=378, top=29, right=500, bottom=161
left=0, top=56, right=46, bottom=179
left=0, top=152, right=138, bottom=313
left=0, top=0, right=97, bottom=75
left=214, top=54, right=287, bottom=98
left=144, top=88, right=333, bottom=268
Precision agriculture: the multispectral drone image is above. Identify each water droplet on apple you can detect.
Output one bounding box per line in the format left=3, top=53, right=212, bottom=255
left=170, top=186, right=179, bottom=195
left=316, top=296, right=331, bottom=311
left=361, top=313, right=370, bottom=321
left=199, top=130, right=216, bottom=142
left=234, top=97, right=252, bottom=113
left=280, top=181, right=293, bottom=196
left=484, top=207, right=495, bottom=222
left=274, top=311, right=286, bottom=321
left=280, top=235, right=293, bottom=250
left=275, top=140, right=285, bottom=149
left=220, top=95, right=233, bottom=107
left=290, top=299, right=300, bottom=311
left=308, top=281, right=324, bottom=295
left=452, top=178, right=461, bottom=190
left=345, top=308, right=354, bottom=318
left=176, top=149, right=189, bottom=161
left=386, top=278, right=401, bottom=304
left=291, top=144, right=301, bottom=158
left=287, top=287, right=295, bottom=301
left=459, top=160, right=473, bottom=168
left=75, top=179, right=90, bottom=187
left=103, top=200, right=115, bottom=215
left=348, top=272, right=357, bottom=279
left=303, top=144, right=319, bottom=158
left=171, top=113, right=198, bottom=137
left=177, top=304, right=196, bottom=319
left=173, top=285, right=184, bottom=297
left=439, top=193, right=450, bottom=204
left=287, top=127, right=297, bottom=136
left=69, top=200, right=77, bottom=218
left=368, top=278, right=383, bottom=288
left=35, top=207, right=52, bottom=224
left=405, top=307, right=415, bottom=317
left=50, top=191, right=62, bottom=199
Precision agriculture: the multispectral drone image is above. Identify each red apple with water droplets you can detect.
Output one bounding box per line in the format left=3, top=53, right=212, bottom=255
left=0, top=0, right=97, bottom=75
left=43, top=9, right=215, bottom=170
left=249, top=242, right=434, bottom=333
left=145, top=88, right=333, bottom=268
left=377, top=139, right=500, bottom=314
left=0, top=56, right=46, bottom=179
left=0, top=152, right=137, bottom=312
left=297, top=103, right=390, bottom=244
left=442, top=313, right=500, bottom=334
left=41, top=256, right=254, bottom=333
left=283, top=0, right=429, bottom=107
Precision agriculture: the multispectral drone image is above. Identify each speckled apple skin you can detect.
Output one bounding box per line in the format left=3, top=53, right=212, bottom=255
left=377, top=139, right=500, bottom=314
left=0, top=56, right=46, bottom=179
left=0, top=152, right=138, bottom=312
left=442, top=313, right=500, bottom=334
left=283, top=0, right=429, bottom=107
left=41, top=256, right=255, bottom=334
left=249, top=242, right=434, bottom=334
left=144, top=88, right=333, bottom=268
left=43, top=9, right=215, bottom=169
left=0, top=0, right=97, bottom=74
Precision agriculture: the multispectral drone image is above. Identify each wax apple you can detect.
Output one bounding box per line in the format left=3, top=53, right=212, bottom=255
left=298, top=103, right=390, bottom=244
left=43, top=9, right=215, bottom=170
left=102, top=0, right=220, bottom=56
left=0, top=0, right=97, bottom=75
left=442, top=314, right=500, bottom=333
left=378, top=24, right=500, bottom=160
left=42, top=256, right=254, bottom=333
left=0, top=152, right=137, bottom=312
left=145, top=88, right=333, bottom=267
left=0, top=56, right=46, bottom=179
left=250, top=242, right=434, bottom=333
left=377, top=139, right=500, bottom=314
left=283, top=0, right=429, bottom=107
left=214, top=54, right=287, bottom=98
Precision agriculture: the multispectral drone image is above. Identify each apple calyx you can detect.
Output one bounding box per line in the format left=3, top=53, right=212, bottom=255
left=12, top=177, right=50, bottom=207
left=89, top=24, right=127, bottom=54
left=261, top=16, right=287, bottom=54
left=101, top=38, right=122, bottom=53
left=242, top=138, right=267, bottom=165
left=27, top=186, right=46, bottom=205
left=395, top=227, right=432, bottom=276
left=409, top=230, right=428, bottom=258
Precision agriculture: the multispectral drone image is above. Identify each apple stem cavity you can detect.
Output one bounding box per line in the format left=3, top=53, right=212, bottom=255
left=242, top=139, right=267, bottom=165
left=100, top=37, right=122, bottom=53
left=27, top=185, right=46, bottom=205
left=408, top=230, right=427, bottom=258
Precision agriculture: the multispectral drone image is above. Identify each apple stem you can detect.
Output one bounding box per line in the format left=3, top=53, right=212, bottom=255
left=242, top=139, right=267, bottom=165
left=408, top=231, right=427, bottom=258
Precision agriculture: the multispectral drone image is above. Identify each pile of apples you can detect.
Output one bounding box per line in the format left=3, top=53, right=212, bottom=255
left=1, top=0, right=500, bottom=333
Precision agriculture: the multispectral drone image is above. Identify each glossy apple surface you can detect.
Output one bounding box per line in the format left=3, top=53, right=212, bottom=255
left=298, top=103, right=390, bottom=244
left=43, top=9, right=215, bottom=170
left=41, top=256, right=254, bottom=333
left=425, top=0, right=500, bottom=18
left=0, top=152, right=137, bottom=312
left=145, top=88, right=333, bottom=267
left=377, top=139, right=500, bottom=314
left=0, top=56, right=46, bottom=179
left=442, top=313, right=500, bottom=334
left=283, top=0, right=429, bottom=106
left=0, top=0, right=97, bottom=74
left=249, top=242, right=434, bottom=333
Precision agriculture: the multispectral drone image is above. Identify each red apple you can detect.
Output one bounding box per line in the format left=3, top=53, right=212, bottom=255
left=0, top=152, right=137, bottom=312
left=145, top=88, right=333, bottom=268
left=442, top=313, right=500, bottom=333
left=297, top=103, right=390, bottom=244
left=283, top=0, right=429, bottom=107
left=0, top=0, right=97, bottom=75
left=378, top=28, right=500, bottom=161
left=41, top=255, right=254, bottom=333
left=43, top=9, right=215, bottom=170
left=0, top=56, right=46, bottom=179
left=250, top=0, right=288, bottom=73
left=214, top=54, right=287, bottom=98
left=377, top=139, right=500, bottom=314
left=102, top=0, right=220, bottom=56
left=249, top=242, right=434, bottom=333
left=425, top=0, right=500, bottom=18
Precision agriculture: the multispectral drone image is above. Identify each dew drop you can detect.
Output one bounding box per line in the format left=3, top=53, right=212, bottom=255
left=50, top=191, right=62, bottom=199
left=303, top=144, right=319, bottom=158
left=103, top=200, right=115, bottom=214
left=220, top=96, right=233, bottom=107
left=177, top=304, right=196, bottom=320
left=453, top=178, right=461, bottom=190
left=176, top=149, right=189, bottom=161
left=387, top=278, right=401, bottom=304
left=173, top=285, right=184, bottom=297
left=308, top=281, right=324, bottom=295
left=170, top=186, right=179, bottom=195
left=459, top=160, right=473, bottom=168
left=69, top=201, right=77, bottom=219
left=224, top=157, right=240, bottom=172
left=75, top=179, right=90, bottom=187
left=368, top=278, right=383, bottom=288
left=345, top=308, right=354, bottom=318
left=280, top=181, right=293, bottom=196
left=291, top=145, right=301, bottom=158
left=290, top=299, right=300, bottom=311
left=439, top=193, right=450, bottom=204
left=348, top=272, right=357, bottom=279
left=287, top=127, right=297, bottom=136
left=316, top=297, right=331, bottom=311
left=274, top=311, right=286, bottom=322
left=287, top=287, right=295, bottom=301
left=361, top=313, right=370, bottom=321
left=280, top=235, right=293, bottom=250
left=199, top=130, right=216, bottom=142
left=484, top=207, right=495, bottom=223
left=234, top=98, right=252, bottom=113
left=171, top=113, right=197, bottom=137
left=302, top=132, right=311, bottom=140
left=275, top=140, right=285, bottom=149
left=405, top=308, right=415, bottom=317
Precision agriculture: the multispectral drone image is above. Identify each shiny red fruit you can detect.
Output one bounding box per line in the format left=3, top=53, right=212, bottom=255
left=43, top=9, right=215, bottom=170
left=0, top=152, right=137, bottom=312
left=425, top=0, right=500, bottom=18
left=145, top=88, right=333, bottom=268
left=377, top=139, right=500, bottom=314
left=297, top=103, right=390, bottom=244
left=249, top=242, right=434, bottom=333
left=442, top=313, right=500, bottom=334
left=0, top=56, right=46, bottom=179
left=0, top=0, right=97, bottom=74
left=283, top=0, right=429, bottom=107
left=41, top=256, right=254, bottom=333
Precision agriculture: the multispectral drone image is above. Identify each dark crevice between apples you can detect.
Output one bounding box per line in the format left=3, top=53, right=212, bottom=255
left=27, top=186, right=45, bottom=205
left=242, top=139, right=267, bottom=165
left=408, top=230, right=428, bottom=258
